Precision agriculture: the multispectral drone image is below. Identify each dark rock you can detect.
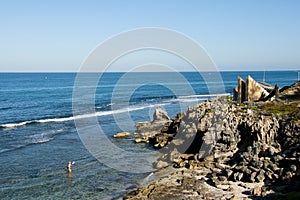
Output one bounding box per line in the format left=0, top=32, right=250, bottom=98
left=249, top=166, right=260, bottom=172
left=233, top=172, right=243, bottom=181
left=256, top=170, right=265, bottom=182
left=225, top=169, right=233, bottom=178
left=251, top=157, right=263, bottom=168
left=290, top=164, right=297, bottom=172
left=268, top=162, right=279, bottom=172
left=218, top=176, right=227, bottom=182
left=265, top=170, right=273, bottom=180
left=268, top=146, right=275, bottom=156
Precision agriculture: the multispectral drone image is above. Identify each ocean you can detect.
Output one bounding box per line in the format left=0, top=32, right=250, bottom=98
left=0, top=71, right=298, bottom=199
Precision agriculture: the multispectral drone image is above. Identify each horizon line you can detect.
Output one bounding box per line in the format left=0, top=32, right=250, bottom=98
left=0, top=69, right=299, bottom=73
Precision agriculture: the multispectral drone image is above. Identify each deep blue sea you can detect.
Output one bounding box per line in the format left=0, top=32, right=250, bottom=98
left=0, top=71, right=298, bottom=199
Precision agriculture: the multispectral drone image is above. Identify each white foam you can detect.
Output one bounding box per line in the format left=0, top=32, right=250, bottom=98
left=165, top=93, right=231, bottom=103
left=1, top=121, right=31, bottom=128
left=31, top=137, right=54, bottom=144
left=0, top=93, right=230, bottom=129
left=0, top=103, right=170, bottom=129
left=169, top=98, right=207, bottom=103
left=176, top=93, right=230, bottom=99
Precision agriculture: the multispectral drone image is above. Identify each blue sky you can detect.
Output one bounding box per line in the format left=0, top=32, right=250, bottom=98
left=0, top=0, right=299, bottom=72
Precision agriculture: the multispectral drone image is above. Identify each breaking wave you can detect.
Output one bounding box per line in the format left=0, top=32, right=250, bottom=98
left=0, top=103, right=169, bottom=129
left=0, top=93, right=230, bottom=129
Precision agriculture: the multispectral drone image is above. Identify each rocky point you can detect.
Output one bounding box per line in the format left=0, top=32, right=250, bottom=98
left=125, top=80, right=300, bottom=200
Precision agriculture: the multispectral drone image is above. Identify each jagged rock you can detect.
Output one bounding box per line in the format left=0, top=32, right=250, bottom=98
left=246, top=75, right=270, bottom=101
left=127, top=79, right=300, bottom=199
left=134, top=121, right=171, bottom=145
left=265, top=170, right=273, bottom=180
left=279, top=81, right=300, bottom=100
left=230, top=195, right=238, bottom=200
left=153, top=108, right=171, bottom=122
left=250, top=172, right=257, bottom=183
left=251, top=187, right=262, bottom=196
left=141, top=184, right=155, bottom=196
left=268, top=146, right=275, bottom=156
left=282, top=171, right=293, bottom=182
left=274, top=155, right=284, bottom=162
left=256, top=170, right=265, bottom=182
left=218, top=176, right=227, bottom=182
left=235, top=75, right=270, bottom=103
left=269, top=162, right=279, bottom=172
left=251, top=157, right=263, bottom=168
left=225, top=169, right=233, bottom=178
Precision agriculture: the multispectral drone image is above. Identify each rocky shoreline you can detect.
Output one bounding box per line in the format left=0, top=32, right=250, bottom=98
left=123, top=80, right=300, bottom=200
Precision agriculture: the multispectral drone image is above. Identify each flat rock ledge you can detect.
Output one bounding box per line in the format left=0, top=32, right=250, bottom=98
left=124, top=167, right=265, bottom=200
left=125, top=81, right=300, bottom=200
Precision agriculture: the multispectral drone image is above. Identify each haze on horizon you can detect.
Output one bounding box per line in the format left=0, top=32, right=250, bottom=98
left=0, top=0, right=299, bottom=72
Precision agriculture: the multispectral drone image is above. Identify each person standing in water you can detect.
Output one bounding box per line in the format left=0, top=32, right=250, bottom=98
left=67, top=161, right=72, bottom=173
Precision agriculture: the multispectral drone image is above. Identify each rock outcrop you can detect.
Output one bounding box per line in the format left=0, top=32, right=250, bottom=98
left=279, top=81, right=300, bottom=101
left=246, top=76, right=270, bottom=102
left=126, top=80, right=300, bottom=200
left=134, top=108, right=176, bottom=148
left=234, top=75, right=271, bottom=103
left=153, top=108, right=171, bottom=122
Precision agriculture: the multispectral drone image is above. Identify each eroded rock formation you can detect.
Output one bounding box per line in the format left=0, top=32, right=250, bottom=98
left=126, top=80, right=300, bottom=200
left=234, top=75, right=272, bottom=103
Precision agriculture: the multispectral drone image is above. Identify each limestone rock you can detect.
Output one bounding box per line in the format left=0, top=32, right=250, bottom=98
left=256, top=170, right=265, bottom=182
left=154, top=160, right=169, bottom=169
left=246, top=75, right=269, bottom=102
left=153, top=108, right=170, bottom=122
left=251, top=187, right=262, bottom=196
left=230, top=195, right=238, bottom=200
left=126, top=79, right=300, bottom=199
left=235, top=75, right=271, bottom=103
left=113, top=132, right=131, bottom=138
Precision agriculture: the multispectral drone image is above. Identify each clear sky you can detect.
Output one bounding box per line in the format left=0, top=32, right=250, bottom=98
left=0, top=0, right=299, bottom=72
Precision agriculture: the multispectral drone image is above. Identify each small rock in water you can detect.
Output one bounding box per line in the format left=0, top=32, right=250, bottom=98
left=134, top=138, right=145, bottom=143
left=113, top=132, right=131, bottom=138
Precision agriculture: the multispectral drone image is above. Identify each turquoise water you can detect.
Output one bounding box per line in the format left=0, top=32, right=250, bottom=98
left=0, top=71, right=298, bottom=199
